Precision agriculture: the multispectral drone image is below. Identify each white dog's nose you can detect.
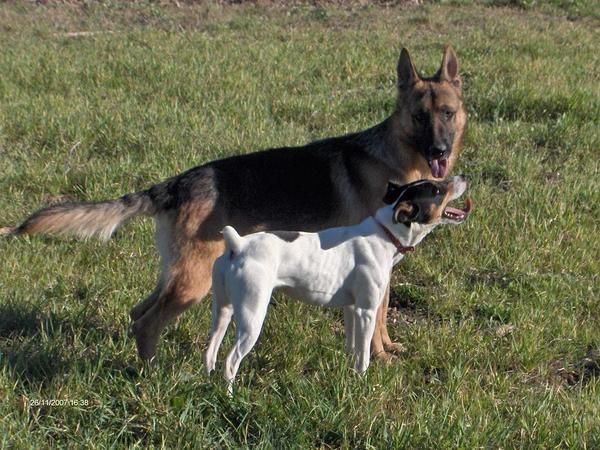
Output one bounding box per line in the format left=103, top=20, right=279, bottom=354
left=450, top=175, right=468, bottom=199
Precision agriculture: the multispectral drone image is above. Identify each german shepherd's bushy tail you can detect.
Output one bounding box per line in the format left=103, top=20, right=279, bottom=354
left=0, top=192, right=156, bottom=241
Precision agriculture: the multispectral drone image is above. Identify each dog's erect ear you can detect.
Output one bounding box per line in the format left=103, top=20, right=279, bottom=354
left=393, top=201, right=418, bottom=223
left=397, top=48, right=419, bottom=91
left=383, top=182, right=406, bottom=205
left=439, top=45, right=461, bottom=89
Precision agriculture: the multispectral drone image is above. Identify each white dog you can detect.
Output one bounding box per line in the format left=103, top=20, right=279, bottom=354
left=206, top=176, right=471, bottom=389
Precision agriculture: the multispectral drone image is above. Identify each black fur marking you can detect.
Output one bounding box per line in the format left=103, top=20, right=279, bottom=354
left=212, top=134, right=374, bottom=235
left=141, top=130, right=386, bottom=239
left=385, top=180, right=432, bottom=205
left=271, top=230, right=301, bottom=242
left=383, top=182, right=404, bottom=205
left=392, top=180, right=448, bottom=224
left=146, top=165, right=215, bottom=211
left=214, top=144, right=335, bottom=233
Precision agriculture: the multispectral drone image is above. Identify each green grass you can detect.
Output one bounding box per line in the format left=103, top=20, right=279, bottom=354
left=1, top=1, right=599, bottom=448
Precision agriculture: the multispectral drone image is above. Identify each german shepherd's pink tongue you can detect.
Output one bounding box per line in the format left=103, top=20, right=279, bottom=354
left=430, top=158, right=449, bottom=178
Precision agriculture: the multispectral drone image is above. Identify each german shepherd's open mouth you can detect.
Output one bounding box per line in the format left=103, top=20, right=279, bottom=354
left=428, top=157, right=450, bottom=179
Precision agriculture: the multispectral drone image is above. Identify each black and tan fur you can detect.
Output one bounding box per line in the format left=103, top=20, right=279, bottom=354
left=2, top=46, right=467, bottom=361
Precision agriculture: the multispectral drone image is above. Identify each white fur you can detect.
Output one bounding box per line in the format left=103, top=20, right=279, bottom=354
left=155, top=213, right=177, bottom=284
left=206, top=177, right=467, bottom=391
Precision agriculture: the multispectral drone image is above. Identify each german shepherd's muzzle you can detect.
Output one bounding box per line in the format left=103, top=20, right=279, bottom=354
left=394, top=47, right=464, bottom=179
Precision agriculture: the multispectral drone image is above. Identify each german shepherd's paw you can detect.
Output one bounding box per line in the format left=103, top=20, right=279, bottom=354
left=384, top=342, right=407, bottom=355
left=373, top=350, right=396, bottom=363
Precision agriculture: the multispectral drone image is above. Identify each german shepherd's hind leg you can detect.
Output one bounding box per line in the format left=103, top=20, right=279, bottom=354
left=131, top=240, right=224, bottom=360
left=130, top=213, right=177, bottom=322
left=130, top=285, right=161, bottom=322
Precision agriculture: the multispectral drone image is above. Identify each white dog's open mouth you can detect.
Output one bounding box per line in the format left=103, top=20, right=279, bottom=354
left=442, top=197, right=472, bottom=223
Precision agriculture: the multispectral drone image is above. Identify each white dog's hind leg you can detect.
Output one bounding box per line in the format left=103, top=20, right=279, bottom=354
left=205, top=271, right=233, bottom=374
left=223, top=289, right=272, bottom=392
left=205, top=302, right=233, bottom=375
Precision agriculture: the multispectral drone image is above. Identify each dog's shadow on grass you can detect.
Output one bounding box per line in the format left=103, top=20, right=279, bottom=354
left=0, top=302, right=68, bottom=386
left=0, top=301, right=136, bottom=388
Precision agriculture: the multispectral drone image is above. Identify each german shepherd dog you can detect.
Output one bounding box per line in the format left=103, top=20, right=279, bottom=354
left=2, top=45, right=466, bottom=361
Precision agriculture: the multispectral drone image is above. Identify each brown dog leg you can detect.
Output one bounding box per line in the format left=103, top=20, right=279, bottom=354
left=371, top=282, right=406, bottom=361
left=130, top=285, right=161, bottom=322
left=381, top=286, right=406, bottom=355
left=371, top=285, right=393, bottom=361
left=131, top=239, right=224, bottom=360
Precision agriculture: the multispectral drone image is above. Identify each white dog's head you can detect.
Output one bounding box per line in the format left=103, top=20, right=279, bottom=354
left=383, top=175, right=472, bottom=225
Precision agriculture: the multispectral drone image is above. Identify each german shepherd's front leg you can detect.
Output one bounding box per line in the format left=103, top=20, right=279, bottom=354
left=371, top=283, right=406, bottom=361
left=380, top=285, right=406, bottom=355
left=371, top=295, right=388, bottom=360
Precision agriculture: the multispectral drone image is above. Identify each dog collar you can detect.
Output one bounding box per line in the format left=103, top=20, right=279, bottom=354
left=374, top=219, right=415, bottom=255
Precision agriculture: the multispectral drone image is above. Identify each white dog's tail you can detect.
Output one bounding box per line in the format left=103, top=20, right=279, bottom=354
left=222, top=226, right=243, bottom=256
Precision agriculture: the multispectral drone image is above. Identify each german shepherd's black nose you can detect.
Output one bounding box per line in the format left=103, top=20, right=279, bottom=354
left=429, top=145, right=447, bottom=159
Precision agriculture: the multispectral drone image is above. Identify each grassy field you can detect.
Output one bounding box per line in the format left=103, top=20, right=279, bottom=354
left=0, top=1, right=598, bottom=447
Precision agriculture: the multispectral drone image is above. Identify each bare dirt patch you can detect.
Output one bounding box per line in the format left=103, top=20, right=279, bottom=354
left=530, top=347, right=600, bottom=389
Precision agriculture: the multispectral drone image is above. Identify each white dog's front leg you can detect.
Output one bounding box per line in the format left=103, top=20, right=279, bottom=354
left=353, top=307, right=377, bottom=374
left=343, top=305, right=356, bottom=354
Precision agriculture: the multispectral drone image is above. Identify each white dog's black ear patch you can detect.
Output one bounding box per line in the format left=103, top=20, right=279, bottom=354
left=393, top=201, right=418, bottom=223
left=383, top=179, right=434, bottom=205
left=383, top=182, right=405, bottom=205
